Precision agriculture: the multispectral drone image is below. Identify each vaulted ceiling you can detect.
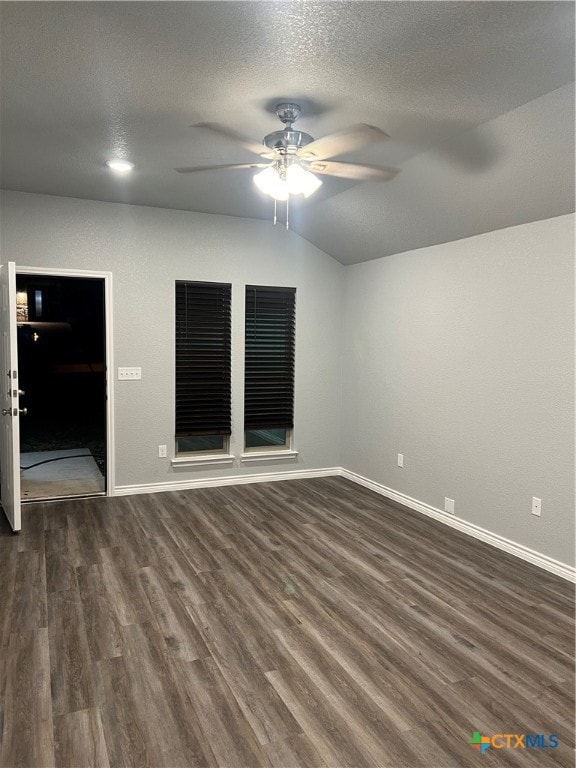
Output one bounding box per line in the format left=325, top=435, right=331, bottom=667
left=1, top=2, right=574, bottom=264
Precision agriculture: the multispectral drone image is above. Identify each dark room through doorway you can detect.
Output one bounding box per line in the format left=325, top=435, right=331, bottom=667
left=16, top=274, right=107, bottom=500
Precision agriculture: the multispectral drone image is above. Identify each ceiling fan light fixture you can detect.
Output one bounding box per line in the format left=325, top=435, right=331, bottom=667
left=286, top=164, right=322, bottom=198
left=253, top=166, right=288, bottom=200
left=255, top=163, right=322, bottom=201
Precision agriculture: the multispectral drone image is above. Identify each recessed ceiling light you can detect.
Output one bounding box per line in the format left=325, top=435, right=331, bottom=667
left=106, top=159, right=134, bottom=174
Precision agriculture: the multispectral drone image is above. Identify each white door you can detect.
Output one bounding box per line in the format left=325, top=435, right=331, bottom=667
left=0, top=261, right=21, bottom=531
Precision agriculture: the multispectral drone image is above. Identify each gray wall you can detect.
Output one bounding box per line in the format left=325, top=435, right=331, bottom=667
left=0, top=191, right=345, bottom=487
left=342, top=214, right=575, bottom=566
left=1, top=190, right=573, bottom=567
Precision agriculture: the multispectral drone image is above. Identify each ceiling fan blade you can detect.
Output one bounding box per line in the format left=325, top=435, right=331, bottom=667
left=299, top=124, right=390, bottom=161
left=192, top=122, right=275, bottom=158
left=175, top=162, right=271, bottom=174
left=307, top=160, right=399, bottom=181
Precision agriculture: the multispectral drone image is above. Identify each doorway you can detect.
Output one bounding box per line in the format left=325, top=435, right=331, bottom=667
left=16, top=273, right=107, bottom=500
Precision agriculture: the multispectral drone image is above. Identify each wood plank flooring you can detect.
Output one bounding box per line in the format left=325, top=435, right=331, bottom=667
left=0, top=476, right=573, bottom=767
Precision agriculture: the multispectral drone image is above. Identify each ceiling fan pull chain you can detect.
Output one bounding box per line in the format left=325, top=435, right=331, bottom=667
left=286, top=196, right=289, bottom=230
left=273, top=198, right=277, bottom=226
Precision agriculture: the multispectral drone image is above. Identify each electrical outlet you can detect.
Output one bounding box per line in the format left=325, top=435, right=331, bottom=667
left=531, top=497, right=541, bottom=516
left=444, top=497, right=455, bottom=514
left=397, top=453, right=404, bottom=468
left=118, top=367, right=142, bottom=380
left=158, top=445, right=167, bottom=458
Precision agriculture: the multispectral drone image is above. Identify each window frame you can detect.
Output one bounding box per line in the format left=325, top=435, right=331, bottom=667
left=243, top=427, right=293, bottom=453
left=172, top=435, right=234, bottom=467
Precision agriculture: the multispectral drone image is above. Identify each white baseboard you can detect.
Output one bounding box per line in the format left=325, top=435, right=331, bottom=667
left=340, top=468, right=576, bottom=583
left=114, top=467, right=341, bottom=497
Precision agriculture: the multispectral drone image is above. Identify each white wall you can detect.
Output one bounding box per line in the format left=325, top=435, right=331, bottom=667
left=342, top=214, right=575, bottom=566
left=0, top=191, right=345, bottom=488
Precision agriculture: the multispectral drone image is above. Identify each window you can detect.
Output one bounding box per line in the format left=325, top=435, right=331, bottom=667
left=244, top=285, right=296, bottom=453
left=175, top=280, right=231, bottom=457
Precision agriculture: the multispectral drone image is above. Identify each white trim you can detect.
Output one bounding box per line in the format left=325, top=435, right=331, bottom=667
left=114, top=467, right=340, bottom=496
left=171, top=454, right=235, bottom=468
left=17, top=265, right=115, bottom=496
left=105, top=273, right=115, bottom=495
left=240, top=450, right=299, bottom=463
left=17, top=266, right=112, bottom=279
left=340, top=468, right=576, bottom=583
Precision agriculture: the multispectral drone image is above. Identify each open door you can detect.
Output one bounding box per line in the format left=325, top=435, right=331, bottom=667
left=0, top=261, right=21, bottom=531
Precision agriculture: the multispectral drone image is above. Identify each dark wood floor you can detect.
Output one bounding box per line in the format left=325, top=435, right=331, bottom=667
left=0, top=477, right=573, bottom=768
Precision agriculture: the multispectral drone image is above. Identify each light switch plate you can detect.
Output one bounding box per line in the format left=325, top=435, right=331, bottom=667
left=118, top=367, right=141, bottom=380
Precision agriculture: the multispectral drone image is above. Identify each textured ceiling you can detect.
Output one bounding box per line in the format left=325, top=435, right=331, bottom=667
left=1, top=1, right=574, bottom=264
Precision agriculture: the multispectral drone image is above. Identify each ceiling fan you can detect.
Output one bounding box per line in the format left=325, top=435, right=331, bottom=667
left=175, top=103, right=399, bottom=226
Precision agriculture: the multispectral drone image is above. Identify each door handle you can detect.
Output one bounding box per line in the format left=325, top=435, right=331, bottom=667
left=19, top=408, right=27, bottom=416
left=2, top=408, right=27, bottom=416
left=2, top=409, right=11, bottom=416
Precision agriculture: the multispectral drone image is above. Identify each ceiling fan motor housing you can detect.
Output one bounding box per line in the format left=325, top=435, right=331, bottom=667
left=264, top=129, right=315, bottom=154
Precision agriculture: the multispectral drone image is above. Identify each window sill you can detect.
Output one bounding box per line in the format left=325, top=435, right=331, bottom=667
left=171, top=454, right=235, bottom=468
left=240, top=450, right=299, bottom=463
